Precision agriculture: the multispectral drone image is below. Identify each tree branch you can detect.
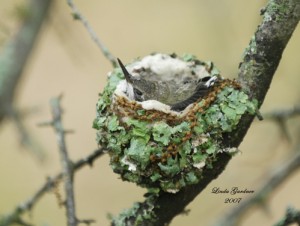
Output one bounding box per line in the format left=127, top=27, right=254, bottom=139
left=66, top=0, right=117, bottom=68
left=0, top=0, right=52, bottom=124
left=264, top=105, right=300, bottom=141
left=48, top=95, right=77, bottom=226
left=111, top=1, right=300, bottom=225
left=264, top=105, right=300, bottom=120
left=0, top=148, right=106, bottom=226
left=9, top=106, right=46, bottom=160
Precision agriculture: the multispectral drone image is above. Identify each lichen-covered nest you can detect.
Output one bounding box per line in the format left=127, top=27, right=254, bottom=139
left=93, top=53, right=257, bottom=193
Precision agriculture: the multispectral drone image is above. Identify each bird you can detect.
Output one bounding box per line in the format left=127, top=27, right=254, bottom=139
left=117, top=58, right=218, bottom=111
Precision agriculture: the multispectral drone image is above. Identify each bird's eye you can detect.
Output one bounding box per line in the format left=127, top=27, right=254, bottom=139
left=133, top=88, right=143, bottom=101
left=201, top=76, right=211, bottom=82
left=134, top=88, right=143, bottom=96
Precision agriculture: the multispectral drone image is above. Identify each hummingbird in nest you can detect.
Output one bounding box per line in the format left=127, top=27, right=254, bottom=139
left=117, top=58, right=218, bottom=111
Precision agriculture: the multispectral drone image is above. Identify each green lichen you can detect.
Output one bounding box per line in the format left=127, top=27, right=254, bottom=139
left=266, top=0, right=290, bottom=19
left=94, top=54, right=258, bottom=193
left=111, top=199, right=156, bottom=226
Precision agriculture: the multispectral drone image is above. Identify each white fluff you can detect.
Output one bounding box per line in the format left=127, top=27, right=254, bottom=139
left=121, top=156, right=137, bottom=172
left=193, top=161, right=206, bottom=169
left=133, top=54, right=188, bottom=78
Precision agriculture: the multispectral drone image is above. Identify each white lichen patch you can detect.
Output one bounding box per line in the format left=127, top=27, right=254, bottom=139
left=121, top=156, right=137, bottom=172
left=218, top=147, right=240, bottom=155
left=193, top=161, right=206, bottom=169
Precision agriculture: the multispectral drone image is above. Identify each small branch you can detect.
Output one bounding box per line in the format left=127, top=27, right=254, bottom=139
left=0, top=148, right=105, bottom=226
left=264, top=105, right=300, bottom=141
left=66, top=0, right=117, bottom=68
left=0, top=0, right=52, bottom=124
left=238, top=0, right=300, bottom=103
left=212, top=146, right=300, bottom=226
left=9, top=106, right=46, bottom=161
left=273, top=206, right=300, bottom=226
left=48, top=95, right=77, bottom=226
left=264, top=105, right=300, bottom=120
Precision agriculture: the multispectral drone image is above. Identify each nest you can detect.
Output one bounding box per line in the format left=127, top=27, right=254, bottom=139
left=94, top=53, right=257, bottom=193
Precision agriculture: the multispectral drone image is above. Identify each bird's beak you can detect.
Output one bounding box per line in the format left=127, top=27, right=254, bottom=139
left=117, top=58, right=133, bottom=84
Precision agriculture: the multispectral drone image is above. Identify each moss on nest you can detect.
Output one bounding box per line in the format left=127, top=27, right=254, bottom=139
left=93, top=53, right=257, bottom=193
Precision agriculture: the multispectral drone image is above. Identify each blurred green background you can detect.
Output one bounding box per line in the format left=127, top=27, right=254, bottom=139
left=0, top=0, right=300, bottom=225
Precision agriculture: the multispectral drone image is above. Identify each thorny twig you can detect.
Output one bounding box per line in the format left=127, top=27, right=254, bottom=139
left=47, top=95, right=77, bottom=226
left=0, top=148, right=106, bottom=226
left=27, top=95, right=104, bottom=226
left=66, top=0, right=117, bottom=68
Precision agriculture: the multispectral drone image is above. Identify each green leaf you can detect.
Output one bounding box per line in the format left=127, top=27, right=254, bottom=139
left=132, top=127, right=150, bottom=142
left=182, top=53, right=196, bottom=62
left=126, top=119, right=150, bottom=132
left=238, top=91, right=249, bottom=103
left=92, top=118, right=99, bottom=129
left=181, top=140, right=192, bottom=155
left=217, top=87, right=233, bottom=101
left=220, top=104, right=237, bottom=120
left=206, top=144, right=217, bottom=154
left=185, top=172, right=199, bottom=184
left=171, top=121, right=190, bottom=134
left=246, top=99, right=258, bottom=114
left=152, top=122, right=172, bottom=145
left=118, top=129, right=130, bottom=146
left=126, top=118, right=151, bottom=142
left=126, top=138, right=149, bottom=168
left=150, top=173, right=162, bottom=182
left=137, top=109, right=146, bottom=116
left=179, top=154, right=187, bottom=168
left=96, top=117, right=106, bottom=128
left=192, top=152, right=207, bottom=163
left=220, top=120, right=233, bottom=132
left=158, top=157, right=180, bottom=176
left=227, top=90, right=239, bottom=102
left=107, top=69, right=124, bottom=90
left=107, top=135, right=119, bottom=151
left=97, top=95, right=110, bottom=112
left=194, top=126, right=204, bottom=134
left=235, top=104, right=248, bottom=115
left=108, top=115, right=119, bottom=131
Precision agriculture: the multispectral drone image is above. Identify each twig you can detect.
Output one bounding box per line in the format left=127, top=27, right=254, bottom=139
left=273, top=206, right=300, bottom=226
left=0, top=148, right=105, bottom=226
left=0, top=0, right=52, bottom=124
left=212, top=146, right=300, bottom=226
left=48, top=95, right=77, bottom=226
left=66, top=0, right=117, bottom=68
left=263, top=105, right=300, bottom=141
left=264, top=106, right=300, bottom=120
left=9, top=106, right=46, bottom=161
left=111, top=1, right=300, bottom=225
